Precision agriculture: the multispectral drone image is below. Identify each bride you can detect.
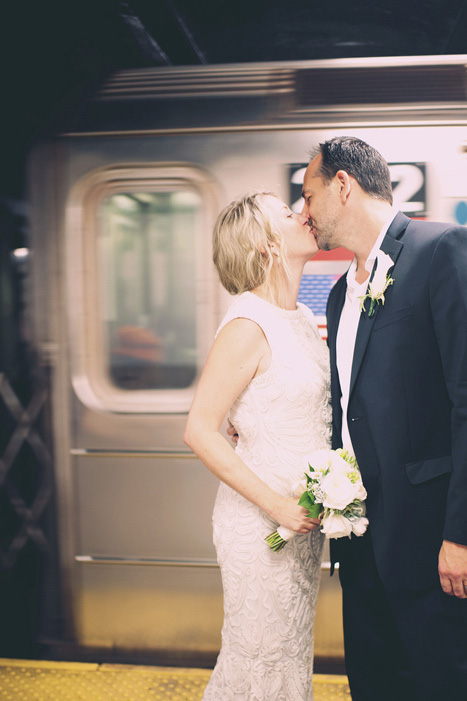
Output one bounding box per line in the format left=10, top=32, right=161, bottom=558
left=184, top=192, right=331, bottom=700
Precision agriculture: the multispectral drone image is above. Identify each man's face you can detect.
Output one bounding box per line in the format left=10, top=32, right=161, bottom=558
left=301, top=155, right=343, bottom=251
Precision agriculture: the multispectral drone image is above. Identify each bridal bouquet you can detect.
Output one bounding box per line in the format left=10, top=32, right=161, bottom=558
left=265, top=448, right=369, bottom=551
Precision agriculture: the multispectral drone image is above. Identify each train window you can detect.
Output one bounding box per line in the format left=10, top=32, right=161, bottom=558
left=67, top=165, right=218, bottom=413
left=98, top=191, right=200, bottom=392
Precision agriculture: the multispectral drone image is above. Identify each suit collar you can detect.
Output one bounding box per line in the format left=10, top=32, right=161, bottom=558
left=383, top=210, right=411, bottom=242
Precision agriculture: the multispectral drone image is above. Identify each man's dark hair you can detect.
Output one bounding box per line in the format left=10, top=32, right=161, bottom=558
left=312, top=136, right=393, bottom=205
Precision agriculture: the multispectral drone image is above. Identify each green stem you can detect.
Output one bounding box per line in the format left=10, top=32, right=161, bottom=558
left=265, top=531, right=287, bottom=551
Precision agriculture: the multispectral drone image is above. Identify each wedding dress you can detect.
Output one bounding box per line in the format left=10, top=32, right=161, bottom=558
left=204, top=291, right=332, bottom=701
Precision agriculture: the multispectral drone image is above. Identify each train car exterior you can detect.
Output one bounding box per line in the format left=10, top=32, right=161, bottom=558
left=28, top=55, right=467, bottom=664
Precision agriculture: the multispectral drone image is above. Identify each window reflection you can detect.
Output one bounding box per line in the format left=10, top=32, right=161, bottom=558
left=97, top=191, right=200, bottom=390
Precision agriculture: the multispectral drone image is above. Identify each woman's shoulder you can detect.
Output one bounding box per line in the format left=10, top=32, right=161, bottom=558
left=297, top=300, right=314, bottom=318
left=297, top=301, right=319, bottom=328
left=220, top=291, right=263, bottom=320
left=216, top=292, right=269, bottom=337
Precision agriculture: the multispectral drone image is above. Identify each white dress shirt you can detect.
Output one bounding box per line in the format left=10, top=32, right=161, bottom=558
left=336, top=210, right=397, bottom=453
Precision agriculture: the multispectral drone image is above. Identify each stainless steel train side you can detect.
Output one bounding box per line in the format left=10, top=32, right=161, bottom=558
left=27, top=55, right=467, bottom=664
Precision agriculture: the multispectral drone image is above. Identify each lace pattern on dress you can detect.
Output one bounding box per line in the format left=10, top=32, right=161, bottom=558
left=204, top=291, right=332, bottom=700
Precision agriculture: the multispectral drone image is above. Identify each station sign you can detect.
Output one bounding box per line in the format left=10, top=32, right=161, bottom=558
left=289, top=162, right=427, bottom=219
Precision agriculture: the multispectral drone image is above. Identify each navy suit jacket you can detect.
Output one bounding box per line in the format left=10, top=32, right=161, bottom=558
left=327, top=212, right=467, bottom=590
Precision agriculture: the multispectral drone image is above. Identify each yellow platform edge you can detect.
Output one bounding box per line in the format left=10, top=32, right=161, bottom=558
left=0, top=658, right=348, bottom=685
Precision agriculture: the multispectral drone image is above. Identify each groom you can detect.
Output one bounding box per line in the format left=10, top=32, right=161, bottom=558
left=301, top=136, right=467, bottom=700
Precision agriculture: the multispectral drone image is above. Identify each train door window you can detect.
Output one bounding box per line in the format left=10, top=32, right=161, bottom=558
left=98, top=191, right=200, bottom=392
left=67, top=166, right=217, bottom=413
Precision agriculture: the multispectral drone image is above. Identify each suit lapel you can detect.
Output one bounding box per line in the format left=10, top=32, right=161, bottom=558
left=328, top=275, right=346, bottom=359
left=348, top=212, right=409, bottom=400
left=327, top=275, right=346, bottom=442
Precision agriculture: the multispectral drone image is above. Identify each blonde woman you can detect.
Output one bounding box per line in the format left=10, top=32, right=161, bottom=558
left=184, top=193, right=331, bottom=700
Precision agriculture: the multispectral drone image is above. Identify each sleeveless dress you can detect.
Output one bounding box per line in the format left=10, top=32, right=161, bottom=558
left=203, top=292, right=332, bottom=701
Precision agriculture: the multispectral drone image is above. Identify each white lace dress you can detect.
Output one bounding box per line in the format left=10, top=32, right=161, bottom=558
left=204, top=292, right=332, bottom=701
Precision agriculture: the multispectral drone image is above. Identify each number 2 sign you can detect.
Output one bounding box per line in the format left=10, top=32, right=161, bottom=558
left=390, top=163, right=426, bottom=218
left=289, top=162, right=427, bottom=219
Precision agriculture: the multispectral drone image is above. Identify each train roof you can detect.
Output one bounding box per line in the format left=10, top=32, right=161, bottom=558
left=61, top=56, right=467, bottom=137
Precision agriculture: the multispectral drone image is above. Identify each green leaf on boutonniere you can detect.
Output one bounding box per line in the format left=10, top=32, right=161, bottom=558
left=358, top=275, right=394, bottom=318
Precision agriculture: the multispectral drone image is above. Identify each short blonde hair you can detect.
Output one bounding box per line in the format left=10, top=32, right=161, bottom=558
left=212, top=192, right=290, bottom=302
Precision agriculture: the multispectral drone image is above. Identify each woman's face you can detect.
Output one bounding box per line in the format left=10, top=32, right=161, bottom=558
left=262, top=195, right=319, bottom=263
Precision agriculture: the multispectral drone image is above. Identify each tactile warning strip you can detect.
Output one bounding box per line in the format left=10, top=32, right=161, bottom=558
left=0, top=659, right=351, bottom=700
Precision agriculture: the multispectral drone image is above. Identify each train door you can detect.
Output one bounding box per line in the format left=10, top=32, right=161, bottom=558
left=58, top=163, right=223, bottom=659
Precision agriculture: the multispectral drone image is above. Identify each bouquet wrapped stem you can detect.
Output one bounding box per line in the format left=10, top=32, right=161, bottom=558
left=266, top=448, right=369, bottom=551
left=266, top=501, right=321, bottom=552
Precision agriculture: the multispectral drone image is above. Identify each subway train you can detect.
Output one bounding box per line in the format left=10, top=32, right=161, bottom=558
left=27, top=54, right=467, bottom=665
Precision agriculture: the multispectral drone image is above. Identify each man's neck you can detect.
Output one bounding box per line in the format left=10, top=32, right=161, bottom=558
left=349, top=202, right=394, bottom=281
left=354, top=263, right=370, bottom=286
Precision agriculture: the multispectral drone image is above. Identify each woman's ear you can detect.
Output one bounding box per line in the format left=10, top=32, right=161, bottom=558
left=267, top=241, right=280, bottom=258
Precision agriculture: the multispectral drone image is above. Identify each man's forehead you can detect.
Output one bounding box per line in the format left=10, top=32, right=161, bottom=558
left=305, top=155, right=321, bottom=178
left=302, top=158, right=322, bottom=194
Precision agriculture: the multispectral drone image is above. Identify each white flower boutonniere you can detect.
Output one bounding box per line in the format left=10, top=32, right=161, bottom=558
left=359, top=250, right=394, bottom=318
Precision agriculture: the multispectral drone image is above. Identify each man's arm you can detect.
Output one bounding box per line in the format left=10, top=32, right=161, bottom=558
left=430, top=226, right=467, bottom=598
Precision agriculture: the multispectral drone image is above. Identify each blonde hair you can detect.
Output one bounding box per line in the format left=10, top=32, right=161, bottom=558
left=212, top=192, right=291, bottom=305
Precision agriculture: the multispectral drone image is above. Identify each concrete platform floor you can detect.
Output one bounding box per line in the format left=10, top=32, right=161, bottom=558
left=0, top=658, right=351, bottom=699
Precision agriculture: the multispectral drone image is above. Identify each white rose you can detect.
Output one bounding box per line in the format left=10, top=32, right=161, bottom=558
left=321, top=512, right=353, bottom=539
left=353, top=478, right=367, bottom=502
left=369, top=251, right=394, bottom=297
left=306, top=449, right=352, bottom=477
left=350, top=516, right=369, bottom=537
left=344, top=469, right=367, bottom=501
left=305, top=449, right=334, bottom=474
left=320, top=471, right=361, bottom=510
left=328, top=452, right=353, bottom=474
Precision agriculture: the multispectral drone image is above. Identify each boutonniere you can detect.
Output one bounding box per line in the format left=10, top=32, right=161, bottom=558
left=359, top=251, right=394, bottom=318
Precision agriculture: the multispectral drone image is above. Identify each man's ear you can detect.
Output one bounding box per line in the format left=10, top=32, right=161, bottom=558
left=335, top=170, right=352, bottom=202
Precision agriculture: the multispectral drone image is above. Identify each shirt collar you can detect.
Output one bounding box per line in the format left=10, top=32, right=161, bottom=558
left=346, top=208, right=398, bottom=289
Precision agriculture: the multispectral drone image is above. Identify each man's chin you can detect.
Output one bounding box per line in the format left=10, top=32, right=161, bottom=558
left=316, top=237, right=338, bottom=252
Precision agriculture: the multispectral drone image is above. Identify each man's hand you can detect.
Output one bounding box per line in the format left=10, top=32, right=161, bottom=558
left=439, top=540, right=467, bottom=598
left=226, top=419, right=239, bottom=445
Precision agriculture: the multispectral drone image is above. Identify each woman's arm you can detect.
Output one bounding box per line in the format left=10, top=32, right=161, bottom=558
left=184, top=318, right=319, bottom=534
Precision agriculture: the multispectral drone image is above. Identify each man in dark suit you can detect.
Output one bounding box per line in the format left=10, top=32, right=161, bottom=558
left=301, top=136, right=467, bottom=700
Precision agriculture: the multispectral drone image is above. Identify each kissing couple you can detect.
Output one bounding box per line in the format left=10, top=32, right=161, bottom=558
left=184, top=136, right=467, bottom=700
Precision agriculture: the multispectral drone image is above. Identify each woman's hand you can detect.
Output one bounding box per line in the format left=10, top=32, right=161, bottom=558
left=270, top=496, right=321, bottom=534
